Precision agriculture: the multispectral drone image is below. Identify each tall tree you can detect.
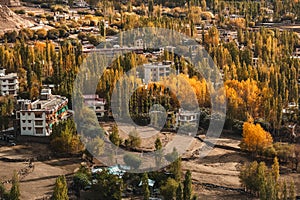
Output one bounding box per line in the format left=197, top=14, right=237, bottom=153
left=176, top=183, right=183, bottom=200
left=52, top=175, right=69, bottom=200
left=271, top=157, right=280, bottom=182
left=240, top=122, right=273, bottom=155
left=10, top=171, right=20, bottom=200
left=142, top=173, right=150, bottom=200
left=183, top=170, right=192, bottom=200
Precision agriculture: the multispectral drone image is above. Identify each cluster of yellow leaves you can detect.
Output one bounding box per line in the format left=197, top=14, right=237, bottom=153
left=225, top=79, right=266, bottom=120
left=241, top=122, right=273, bottom=153
left=229, top=18, right=246, bottom=29
left=204, top=26, right=219, bottom=46
left=162, top=74, right=210, bottom=109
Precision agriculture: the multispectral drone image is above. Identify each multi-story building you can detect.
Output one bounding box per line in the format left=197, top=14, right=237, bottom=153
left=176, top=108, right=200, bottom=126
left=143, top=61, right=172, bottom=84
left=0, top=68, right=19, bottom=96
left=252, top=57, right=259, bottom=68
left=16, top=89, right=69, bottom=137
left=83, top=94, right=106, bottom=119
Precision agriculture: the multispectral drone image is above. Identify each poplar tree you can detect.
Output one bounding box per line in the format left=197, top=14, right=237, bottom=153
left=183, top=170, right=192, bottom=200
left=176, top=183, right=183, bottom=200
left=52, top=175, right=69, bottom=200
left=9, top=171, right=20, bottom=200
left=142, top=173, right=150, bottom=200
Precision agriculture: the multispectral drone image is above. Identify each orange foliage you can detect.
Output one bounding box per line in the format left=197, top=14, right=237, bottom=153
left=162, top=74, right=210, bottom=109
left=225, top=79, right=263, bottom=120
left=241, top=122, right=273, bottom=153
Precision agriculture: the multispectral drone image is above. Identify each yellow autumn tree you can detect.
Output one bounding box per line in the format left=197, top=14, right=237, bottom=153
left=240, top=122, right=273, bottom=155
left=225, top=79, right=263, bottom=120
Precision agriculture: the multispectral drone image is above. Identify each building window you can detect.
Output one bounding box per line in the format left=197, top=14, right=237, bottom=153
left=35, top=128, right=43, bottom=135
left=28, top=120, right=32, bottom=123
left=35, top=113, right=42, bottom=118
left=22, top=127, right=26, bottom=130
left=35, top=121, right=43, bottom=126
left=22, top=120, right=26, bottom=123
left=28, top=127, right=32, bottom=130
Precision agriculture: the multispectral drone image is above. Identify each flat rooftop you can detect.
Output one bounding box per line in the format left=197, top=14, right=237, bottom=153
left=21, top=95, right=68, bottom=112
left=144, top=63, right=171, bottom=69
left=0, top=73, right=18, bottom=79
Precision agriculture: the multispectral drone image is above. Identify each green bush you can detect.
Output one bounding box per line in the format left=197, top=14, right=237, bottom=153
left=14, top=9, right=26, bottom=14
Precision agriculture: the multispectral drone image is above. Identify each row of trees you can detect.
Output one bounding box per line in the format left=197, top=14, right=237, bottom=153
left=1, top=28, right=69, bottom=43
left=240, top=157, right=296, bottom=200
left=0, top=39, right=82, bottom=103
left=160, top=170, right=196, bottom=200
left=1, top=16, right=299, bottom=133
left=241, top=122, right=300, bottom=170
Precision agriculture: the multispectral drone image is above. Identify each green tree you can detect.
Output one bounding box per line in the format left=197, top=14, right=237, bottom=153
left=148, top=0, right=154, bottom=17
left=183, top=170, right=192, bottom=200
left=52, top=175, right=69, bottom=200
left=271, top=157, right=280, bottom=182
left=265, top=173, right=277, bottom=200
left=176, top=183, right=183, bottom=200
left=86, top=136, right=105, bottom=157
left=92, top=170, right=123, bottom=200
left=73, top=172, right=90, bottom=193
left=123, top=154, right=141, bottom=170
left=161, top=178, right=178, bottom=200
left=166, top=148, right=182, bottom=181
left=142, top=173, right=150, bottom=200
left=125, top=129, right=141, bottom=149
left=155, top=137, right=163, bottom=168
left=99, top=20, right=106, bottom=37
left=9, top=171, right=20, bottom=200
left=289, top=180, right=296, bottom=200
left=155, top=137, right=162, bottom=150
left=0, top=182, right=7, bottom=199
left=258, top=162, right=267, bottom=200
left=50, top=119, right=84, bottom=154
left=109, top=125, right=122, bottom=147
left=281, top=180, right=288, bottom=200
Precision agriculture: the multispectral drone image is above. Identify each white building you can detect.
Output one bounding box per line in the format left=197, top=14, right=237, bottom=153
left=53, top=12, right=69, bottom=22
left=134, top=39, right=144, bottom=48
left=83, top=94, right=106, bottom=119
left=73, top=0, right=89, bottom=7
left=293, top=46, right=300, bottom=57
left=16, top=89, right=69, bottom=137
left=143, top=61, right=172, bottom=84
left=252, top=57, right=259, bottom=68
left=176, top=108, right=200, bottom=126
left=0, top=68, right=19, bottom=96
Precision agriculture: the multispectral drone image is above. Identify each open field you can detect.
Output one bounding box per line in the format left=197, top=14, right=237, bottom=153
left=0, top=143, right=81, bottom=199
left=0, top=133, right=299, bottom=199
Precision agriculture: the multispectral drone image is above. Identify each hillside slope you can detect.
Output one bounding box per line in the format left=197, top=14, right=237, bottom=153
left=0, top=5, right=34, bottom=33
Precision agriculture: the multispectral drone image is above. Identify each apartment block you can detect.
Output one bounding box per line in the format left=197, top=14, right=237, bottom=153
left=16, top=89, right=69, bottom=137
left=0, top=68, right=19, bottom=96
left=143, top=61, right=172, bottom=84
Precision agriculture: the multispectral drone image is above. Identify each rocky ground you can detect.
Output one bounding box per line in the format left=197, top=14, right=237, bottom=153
left=0, top=5, right=34, bottom=33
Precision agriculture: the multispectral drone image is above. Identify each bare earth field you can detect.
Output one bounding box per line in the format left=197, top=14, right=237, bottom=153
left=0, top=143, right=81, bottom=200
left=0, top=133, right=299, bottom=199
